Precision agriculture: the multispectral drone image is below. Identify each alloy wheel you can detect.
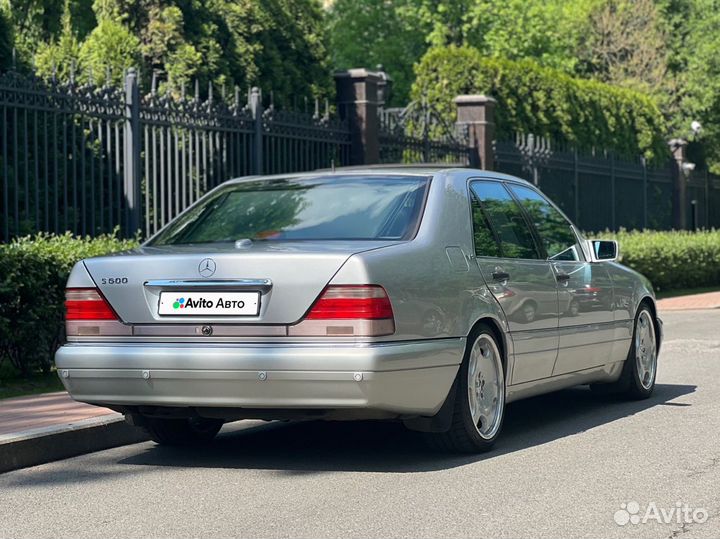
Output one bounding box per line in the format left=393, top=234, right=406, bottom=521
left=467, top=334, right=505, bottom=440
left=635, top=310, right=657, bottom=390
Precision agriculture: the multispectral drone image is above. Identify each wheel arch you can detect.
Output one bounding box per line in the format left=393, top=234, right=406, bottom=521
left=638, top=295, right=662, bottom=352
left=467, top=316, right=509, bottom=374
left=403, top=314, right=509, bottom=434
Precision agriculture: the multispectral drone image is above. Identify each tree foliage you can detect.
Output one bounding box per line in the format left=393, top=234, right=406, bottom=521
left=5, top=0, right=332, bottom=103
left=328, top=0, right=591, bottom=105
left=0, top=6, right=12, bottom=70
left=575, top=0, right=669, bottom=97
left=327, top=0, right=430, bottom=105
left=327, top=0, right=720, bottom=169
left=78, top=19, right=141, bottom=85
left=413, top=45, right=667, bottom=161
left=658, top=0, right=720, bottom=170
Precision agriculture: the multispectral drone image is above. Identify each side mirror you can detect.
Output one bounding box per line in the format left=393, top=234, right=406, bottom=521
left=587, top=240, right=619, bottom=262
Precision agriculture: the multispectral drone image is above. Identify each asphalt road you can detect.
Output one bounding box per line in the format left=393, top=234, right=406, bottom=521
left=1, top=310, right=719, bottom=539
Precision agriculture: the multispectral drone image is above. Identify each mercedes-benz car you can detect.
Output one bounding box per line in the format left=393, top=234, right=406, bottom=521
left=56, top=167, right=661, bottom=452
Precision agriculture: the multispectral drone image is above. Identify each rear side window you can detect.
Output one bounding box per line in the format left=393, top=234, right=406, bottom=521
left=150, top=175, right=430, bottom=245
left=469, top=181, right=540, bottom=260
left=470, top=194, right=501, bottom=257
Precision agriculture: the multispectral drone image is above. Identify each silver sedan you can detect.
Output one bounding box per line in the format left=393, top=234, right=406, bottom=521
left=56, top=167, right=661, bottom=452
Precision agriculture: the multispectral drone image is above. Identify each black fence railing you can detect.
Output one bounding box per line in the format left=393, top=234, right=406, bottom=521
left=0, top=71, right=129, bottom=240
left=7, top=64, right=711, bottom=240
left=495, top=133, right=720, bottom=232
left=0, top=68, right=353, bottom=241
left=378, top=102, right=469, bottom=165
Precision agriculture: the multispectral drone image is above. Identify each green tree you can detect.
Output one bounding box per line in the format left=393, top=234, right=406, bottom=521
left=327, top=0, right=426, bottom=105
left=659, top=0, right=720, bottom=170
left=404, top=0, right=472, bottom=47
left=0, top=5, right=13, bottom=70
left=12, top=0, right=332, bottom=104
left=78, top=19, right=141, bottom=85
left=575, top=0, right=670, bottom=99
left=327, top=0, right=591, bottom=103
left=2, top=0, right=64, bottom=62
left=463, top=0, right=589, bottom=73
left=34, top=1, right=81, bottom=81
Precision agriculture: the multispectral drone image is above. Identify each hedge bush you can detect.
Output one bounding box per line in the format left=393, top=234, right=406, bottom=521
left=598, top=229, right=720, bottom=292
left=0, top=232, right=138, bottom=375
left=412, top=45, right=668, bottom=161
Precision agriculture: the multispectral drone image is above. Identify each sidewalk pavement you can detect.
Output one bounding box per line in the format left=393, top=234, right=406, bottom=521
left=656, top=290, right=720, bottom=311
left=0, top=392, right=115, bottom=436
left=0, top=391, right=148, bottom=473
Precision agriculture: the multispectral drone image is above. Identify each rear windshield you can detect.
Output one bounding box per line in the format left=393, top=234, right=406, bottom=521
left=149, top=175, right=430, bottom=245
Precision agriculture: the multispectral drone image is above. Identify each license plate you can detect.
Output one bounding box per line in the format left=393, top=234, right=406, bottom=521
left=158, top=291, right=260, bottom=316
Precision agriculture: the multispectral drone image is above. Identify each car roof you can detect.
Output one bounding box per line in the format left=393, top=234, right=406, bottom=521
left=224, top=165, right=535, bottom=187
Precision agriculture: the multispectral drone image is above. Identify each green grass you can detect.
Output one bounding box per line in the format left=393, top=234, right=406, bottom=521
left=0, top=363, right=65, bottom=400
left=656, top=286, right=720, bottom=300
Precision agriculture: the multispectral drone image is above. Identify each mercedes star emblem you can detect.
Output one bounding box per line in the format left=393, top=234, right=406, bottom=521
left=198, top=258, right=216, bottom=278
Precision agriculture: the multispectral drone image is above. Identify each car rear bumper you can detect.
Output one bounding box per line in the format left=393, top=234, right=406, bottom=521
left=55, top=339, right=464, bottom=416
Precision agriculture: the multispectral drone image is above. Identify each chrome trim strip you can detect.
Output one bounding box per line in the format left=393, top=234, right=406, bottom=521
left=144, top=279, right=273, bottom=291
left=132, top=324, right=287, bottom=337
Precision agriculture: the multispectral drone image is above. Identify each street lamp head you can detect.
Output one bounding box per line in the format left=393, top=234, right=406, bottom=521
left=691, top=120, right=702, bottom=136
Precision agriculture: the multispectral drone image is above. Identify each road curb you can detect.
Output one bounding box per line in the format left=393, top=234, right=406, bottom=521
left=0, top=415, right=149, bottom=474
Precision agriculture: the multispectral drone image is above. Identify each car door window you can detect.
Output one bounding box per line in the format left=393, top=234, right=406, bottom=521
left=470, top=181, right=540, bottom=259
left=508, top=184, right=581, bottom=261
left=469, top=193, right=501, bottom=257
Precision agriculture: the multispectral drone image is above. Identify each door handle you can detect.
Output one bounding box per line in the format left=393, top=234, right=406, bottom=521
left=492, top=271, right=510, bottom=281
left=556, top=273, right=571, bottom=283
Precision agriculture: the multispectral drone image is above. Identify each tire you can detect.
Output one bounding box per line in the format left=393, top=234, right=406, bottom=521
left=427, top=324, right=506, bottom=453
left=144, top=417, right=224, bottom=446
left=591, top=304, right=658, bottom=399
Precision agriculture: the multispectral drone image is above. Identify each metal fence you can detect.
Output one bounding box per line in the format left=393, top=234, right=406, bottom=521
left=8, top=65, right=715, bottom=240
left=495, top=133, right=720, bottom=232
left=378, top=102, right=469, bottom=165
left=0, top=68, right=352, bottom=241
left=0, top=71, right=126, bottom=240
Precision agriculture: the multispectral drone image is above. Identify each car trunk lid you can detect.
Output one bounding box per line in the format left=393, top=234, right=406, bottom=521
left=83, top=241, right=395, bottom=324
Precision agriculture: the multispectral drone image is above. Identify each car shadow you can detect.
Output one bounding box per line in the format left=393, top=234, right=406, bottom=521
left=118, top=382, right=695, bottom=474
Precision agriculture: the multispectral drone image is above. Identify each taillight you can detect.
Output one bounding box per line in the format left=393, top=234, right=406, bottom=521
left=289, top=285, right=395, bottom=337
left=65, top=287, right=129, bottom=337
left=306, top=285, right=393, bottom=320
left=65, top=288, right=118, bottom=320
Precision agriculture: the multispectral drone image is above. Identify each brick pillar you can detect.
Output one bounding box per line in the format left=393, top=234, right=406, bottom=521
left=334, top=69, right=383, bottom=165
left=454, top=95, right=497, bottom=170
left=669, top=138, right=688, bottom=230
